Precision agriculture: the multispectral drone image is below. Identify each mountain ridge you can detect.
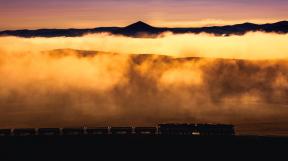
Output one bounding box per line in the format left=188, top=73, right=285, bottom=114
left=0, top=20, right=287, bottom=38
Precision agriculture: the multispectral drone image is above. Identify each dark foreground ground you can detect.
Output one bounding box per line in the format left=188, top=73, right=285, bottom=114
left=0, top=135, right=287, bottom=160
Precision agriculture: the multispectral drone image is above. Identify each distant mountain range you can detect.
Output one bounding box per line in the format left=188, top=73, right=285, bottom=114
left=1, top=21, right=288, bottom=38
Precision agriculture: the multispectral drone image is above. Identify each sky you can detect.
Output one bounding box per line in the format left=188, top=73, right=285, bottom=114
left=0, top=0, right=288, bottom=30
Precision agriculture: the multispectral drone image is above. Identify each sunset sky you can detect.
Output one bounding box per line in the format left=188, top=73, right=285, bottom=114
left=1, top=0, right=288, bottom=30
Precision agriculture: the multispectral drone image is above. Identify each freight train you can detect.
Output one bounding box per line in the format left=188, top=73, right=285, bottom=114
left=0, top=123, right=235, bottom=136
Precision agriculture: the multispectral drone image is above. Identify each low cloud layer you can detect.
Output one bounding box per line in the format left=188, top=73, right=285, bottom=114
left=0, top=33, right=288, bottom=136
left=1, top=32, right=288, bottom=59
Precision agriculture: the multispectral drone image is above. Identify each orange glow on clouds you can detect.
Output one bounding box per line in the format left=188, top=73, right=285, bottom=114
left=0, top=32, right=288, bottom=135
left=1, top=32, right=288, bottom=60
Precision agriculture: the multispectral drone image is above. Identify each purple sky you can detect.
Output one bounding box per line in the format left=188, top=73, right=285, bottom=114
left=0, top=0, right=288, bottom=29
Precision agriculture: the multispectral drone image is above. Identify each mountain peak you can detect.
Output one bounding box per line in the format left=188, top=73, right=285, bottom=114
left=134, top=21, right=150, bottom=25
left=124, top=21, right=155, bottom=30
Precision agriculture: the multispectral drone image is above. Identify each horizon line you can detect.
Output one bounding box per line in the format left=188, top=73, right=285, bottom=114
left=1, top=20, right=287, bottom=32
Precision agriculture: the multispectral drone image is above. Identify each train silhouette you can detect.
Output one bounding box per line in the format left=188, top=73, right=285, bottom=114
left=0, top=123, right=235, bottom=136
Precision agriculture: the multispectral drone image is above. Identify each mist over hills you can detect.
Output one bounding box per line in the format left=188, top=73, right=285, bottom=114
left=1, top=31, right=288, bottom=136
left=1, top=20, right=288, bottom=38
left=0, top=46, right=288, bottom=136
left=34, top=49, right=288, bottom=135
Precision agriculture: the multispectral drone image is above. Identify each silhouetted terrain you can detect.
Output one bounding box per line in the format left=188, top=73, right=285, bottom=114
left=3, top=123, right=286, bottom=159
left=1, top=21, right=288, bottom=37
left=0, top=135, right=287, bottom=160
